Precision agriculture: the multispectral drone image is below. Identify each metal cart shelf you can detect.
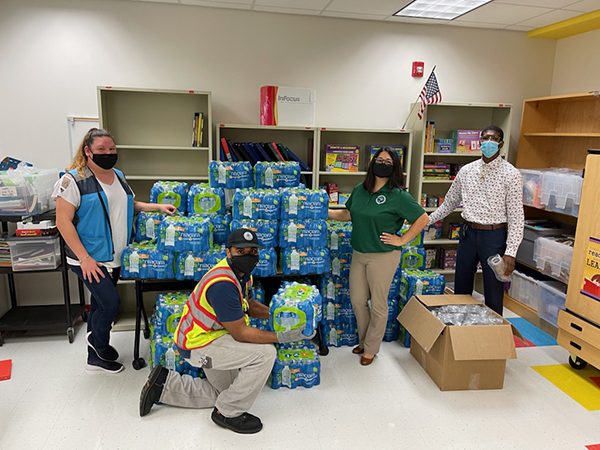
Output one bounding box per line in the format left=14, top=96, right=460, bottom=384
left=0, top=212, right=86, bottom=345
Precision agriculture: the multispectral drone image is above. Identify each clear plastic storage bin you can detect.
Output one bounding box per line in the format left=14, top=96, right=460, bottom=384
left=537, top=281, right=567, bottom=327
left=533, top=236, right=574, bottom=283
left=520, top=169, right=545, bottom=207
left=7, top=234, right=61, bottom=271
left=540, top=169, right=583, bottom=217
left=507, top=270, right=540, bottom=312
left=0, top=168, right=59, bottom=216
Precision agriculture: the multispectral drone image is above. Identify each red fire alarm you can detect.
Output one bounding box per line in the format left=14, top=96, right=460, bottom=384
left=412, top=61, right=424, bottom=77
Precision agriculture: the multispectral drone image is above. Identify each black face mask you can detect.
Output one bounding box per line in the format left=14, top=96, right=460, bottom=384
left=373, top=163, right=394, bottom=178
left=230, top=254, right=259, bottom=274
left=91, top=153, right=118, bottom=170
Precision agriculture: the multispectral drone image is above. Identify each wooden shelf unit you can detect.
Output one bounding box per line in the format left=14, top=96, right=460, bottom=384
left=98, top=87, right=213, bottom=202
left=406, top=102, right=512, bottom=285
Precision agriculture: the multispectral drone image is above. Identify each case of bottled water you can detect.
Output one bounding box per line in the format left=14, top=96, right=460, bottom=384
left=326, top=221, right=352, bottom=253
left=281, top=248, right=330, bottom=275
left=187, top=183, right=226, bottom=215
left=209, top=161, right=253, bottom=189
left=400, top=246, right=427, bottom=270
left=157, top=216, right=213, bottom=253
left=121, top=241, right=175, bottom=279
left=279, top=219, right=328, bottom=248
left=251, top=247, right=277, bottom=277
left=150, top=181, right=189, bottom=214
left=269, top=282, right=322, bottom=337
left=281, top=188, right=328, bottom=220
left=329, top=251, right=352, bottom=278
left=232, top=189, right=281, bottom=221
left=230, top=219, right=278, bottom=248
left=399, top=269, right=446, bottom=304
left=175, top=246, right=227, bottom=281
left=271, top=344, right=321, bottom=389
left=135, top=211, right=170, bottom=242
left=254, top=161, right=301, bottom=189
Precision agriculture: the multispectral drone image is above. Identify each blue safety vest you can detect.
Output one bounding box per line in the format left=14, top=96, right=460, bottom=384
left=66, top=167, right=134, bottom=263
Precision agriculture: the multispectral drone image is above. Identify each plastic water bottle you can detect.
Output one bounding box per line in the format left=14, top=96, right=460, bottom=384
left=265, top=166, right=274, bottom=187
left=218, top=164, right=227, bottom=185
left=332, top=257, right=340, bottom=276
left=184, top=254, right=195, bottom=277
left=145, top=216, right=156, bottom=239
left=165, top=343, right=176, bottom=371
left=291, top=249, right=300, bottom=271
left=327, top=279, right=335, bottom=300
left=282, top=364, right=292, bottom=388
left=329, top=327, right=338, bottom=346
left=287, top=222, right=297, bottom=244
left=130, top=251, right=140, bottom=274
left=416, top=279, right=424, bottom=295
left=331, top=231, right=339, bottom=250
left=243, top=195, right=253, bottom=218
left=166, top=224, right=176, bottom=247
left=289, top=193, right=298, bottom=216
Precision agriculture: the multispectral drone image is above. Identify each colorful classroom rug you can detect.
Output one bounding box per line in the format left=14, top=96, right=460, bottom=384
left=507, top=317, right=557, bottom=347
left=532, top=363, right=600, bottom=411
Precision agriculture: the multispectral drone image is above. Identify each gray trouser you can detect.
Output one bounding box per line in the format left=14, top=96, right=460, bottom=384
left=159, top=334, right=277, bottom=418
left=349, top=250, right=401, bottom=355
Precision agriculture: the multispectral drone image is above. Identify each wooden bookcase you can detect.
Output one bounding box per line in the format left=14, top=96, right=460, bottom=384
left=98, top=87, right=212, bottom=202
left=406, top=102, right=512, bottom=280
left=315, top=128, right=412, bottom=208
left=506, top=92, right=600, bottom=332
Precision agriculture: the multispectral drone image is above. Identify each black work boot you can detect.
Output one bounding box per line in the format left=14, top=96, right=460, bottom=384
left=211, top=407, right=263, bottom=434
left=139, top=365, right=168, bottom=417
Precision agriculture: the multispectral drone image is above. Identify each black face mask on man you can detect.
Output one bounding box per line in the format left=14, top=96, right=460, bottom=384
left=90, top=153, right=118, bottom=170
left=373, top=162, right=394, bottom=178
left=230, top=254, right=259, bottom=274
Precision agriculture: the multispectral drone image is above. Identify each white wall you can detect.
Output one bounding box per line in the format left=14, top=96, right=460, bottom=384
left=551, top=28, right=600, bottom=95
left=0, top=0, right=557, bottom=307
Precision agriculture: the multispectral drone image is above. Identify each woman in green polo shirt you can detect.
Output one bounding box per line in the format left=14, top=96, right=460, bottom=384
left=328, top=147, right=428, bottom=365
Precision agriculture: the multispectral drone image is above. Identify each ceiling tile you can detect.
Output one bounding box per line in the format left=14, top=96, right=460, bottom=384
left=505, top=24, right=537, bottom=30
left=255, top=0, right=330, bottom=10
left=494, top=0, right=580, bottom=7
left=458, top=2, right=553, bottom=24
left=516, top=8, right=582, bottom=27
left=253, top=5, right=323, bottom=15
left=320, top=11, right=389, bottom=21
left=562, top=0, right=600, bottom=13
left=326, top=0, right=412, bottom=16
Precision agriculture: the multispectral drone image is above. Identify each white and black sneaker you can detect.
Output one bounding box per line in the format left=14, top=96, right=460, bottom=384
left=86, top=331, right=119, bottom=362
left=86, top=357, right=124, bottom=374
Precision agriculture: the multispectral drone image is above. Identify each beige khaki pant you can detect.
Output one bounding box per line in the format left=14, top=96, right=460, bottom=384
left=349, top=250, right=401, bottom=355
left=159, top=334, right=276, bottom=418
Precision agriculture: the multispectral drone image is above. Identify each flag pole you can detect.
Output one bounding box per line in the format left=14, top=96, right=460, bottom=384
left=401, top=65, right=437, bottom=130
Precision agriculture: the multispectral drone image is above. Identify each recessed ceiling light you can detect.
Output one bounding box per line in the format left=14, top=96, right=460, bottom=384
left=394, top=0, right=492, bottom=20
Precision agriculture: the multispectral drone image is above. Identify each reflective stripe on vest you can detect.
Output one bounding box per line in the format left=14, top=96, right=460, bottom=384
left=175, top=258, right=250, bottom=350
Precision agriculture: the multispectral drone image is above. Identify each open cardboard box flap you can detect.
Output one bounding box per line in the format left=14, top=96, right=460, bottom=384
left=416, top=294, right=482, bottom=307
left=449, top=324, right=517, bottom=360
left=397, top=296, right=445, bottom=352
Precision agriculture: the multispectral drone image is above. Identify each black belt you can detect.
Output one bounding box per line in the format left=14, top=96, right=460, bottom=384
left=466, top=222, right=507, bottom=231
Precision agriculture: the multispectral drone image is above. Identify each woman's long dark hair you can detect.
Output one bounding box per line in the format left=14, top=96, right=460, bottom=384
left=363, top=147, right=405, bottom=193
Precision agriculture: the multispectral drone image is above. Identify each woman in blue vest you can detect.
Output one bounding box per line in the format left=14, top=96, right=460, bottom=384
left=54, top=128, right=176, bottom=373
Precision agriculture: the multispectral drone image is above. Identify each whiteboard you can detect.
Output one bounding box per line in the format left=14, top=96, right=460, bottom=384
left=67, top=116, right=99, bottom=160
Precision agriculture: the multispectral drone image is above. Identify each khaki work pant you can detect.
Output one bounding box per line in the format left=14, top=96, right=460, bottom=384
left=159, top=334, right=277, bottom=418
left=349, top=249, right=401, bottom=355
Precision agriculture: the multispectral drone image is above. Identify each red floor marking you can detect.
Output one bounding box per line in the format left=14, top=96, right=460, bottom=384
left=590, top=377, right=600, bottom=389
left=513, top=335, right=535, bottom=348
left=585, top=444, right=600, bottom=450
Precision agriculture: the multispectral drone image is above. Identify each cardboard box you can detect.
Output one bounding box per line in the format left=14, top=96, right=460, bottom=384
left=451, top=130, right=481, bottom=153
left=325, top=145, right=360, bottom=172
left=324, top=182, right=338, bottom=204
left=397, top=294, right=518, bottom=391
left=260, top=86, right=316, bottom=127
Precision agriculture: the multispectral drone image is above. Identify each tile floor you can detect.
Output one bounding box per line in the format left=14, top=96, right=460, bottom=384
left=1, top=308, right=599, bottom=450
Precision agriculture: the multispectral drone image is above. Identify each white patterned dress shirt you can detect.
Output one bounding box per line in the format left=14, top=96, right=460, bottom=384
left=428, top=157, right=525, bottom=257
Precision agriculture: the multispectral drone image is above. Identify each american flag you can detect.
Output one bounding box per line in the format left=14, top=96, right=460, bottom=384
left=417, top=71, right=442, bottom=119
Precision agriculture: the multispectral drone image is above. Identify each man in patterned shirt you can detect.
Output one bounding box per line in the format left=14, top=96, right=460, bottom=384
left=428, top=126, right=524, bottom=315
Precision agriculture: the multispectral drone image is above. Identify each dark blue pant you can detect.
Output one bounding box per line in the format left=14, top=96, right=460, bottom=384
left=70, top=265, right=121, bottom=359
left=454, top=224, right=507, bottom=316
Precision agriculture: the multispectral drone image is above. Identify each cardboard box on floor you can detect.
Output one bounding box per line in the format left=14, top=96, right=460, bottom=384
left=397, top=294, right=520, bottom=391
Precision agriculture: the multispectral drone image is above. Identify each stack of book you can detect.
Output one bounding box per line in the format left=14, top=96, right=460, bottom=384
left=0, top=233, right=11, bottom=268
left=424, top=121, right=436, bottom=154
left=423, top=163, right=451, bottom=180
left=191, top=112, right=204, bottom=147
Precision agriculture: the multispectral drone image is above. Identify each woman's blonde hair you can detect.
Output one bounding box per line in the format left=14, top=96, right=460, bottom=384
left=66, top=128, right=116, bottom=177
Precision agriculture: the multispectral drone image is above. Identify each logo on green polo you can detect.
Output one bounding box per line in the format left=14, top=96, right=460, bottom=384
left=375, top=195, right=386, bottom=205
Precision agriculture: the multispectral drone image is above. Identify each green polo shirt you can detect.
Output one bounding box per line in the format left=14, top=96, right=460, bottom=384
left=345, top=182, right=425, bottom=253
